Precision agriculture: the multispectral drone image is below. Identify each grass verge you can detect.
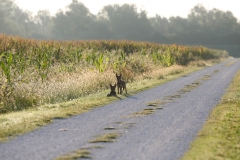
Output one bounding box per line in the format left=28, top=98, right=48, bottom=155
left=181, top=70, right=240, bottom=160
left=0, top=62, right=218, bottom=142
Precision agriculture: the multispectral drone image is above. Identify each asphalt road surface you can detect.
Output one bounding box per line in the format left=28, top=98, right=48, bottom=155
left=1, top=58, right=240, bottom=160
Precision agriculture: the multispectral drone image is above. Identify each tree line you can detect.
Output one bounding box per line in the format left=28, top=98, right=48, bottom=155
left=1, top=0, right=240, bottom=55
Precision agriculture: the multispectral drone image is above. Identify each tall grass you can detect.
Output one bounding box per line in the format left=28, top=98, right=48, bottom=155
left=0, top=34, right=228, bottom=113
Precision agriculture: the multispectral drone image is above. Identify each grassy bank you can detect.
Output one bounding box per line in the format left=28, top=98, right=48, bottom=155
left=182, top=69, right=240, bottom=160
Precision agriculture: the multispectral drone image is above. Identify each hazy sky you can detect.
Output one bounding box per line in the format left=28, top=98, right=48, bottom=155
left=14, top=0, right=240, bottom=20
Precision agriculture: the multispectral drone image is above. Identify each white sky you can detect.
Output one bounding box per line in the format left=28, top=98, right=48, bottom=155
left=14, top=0, right=240, bottom=20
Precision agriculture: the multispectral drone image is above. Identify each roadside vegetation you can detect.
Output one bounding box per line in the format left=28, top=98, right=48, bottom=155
left=182, top=69, right=240, bottom=160
left=0, top=34, right=228, bottom=141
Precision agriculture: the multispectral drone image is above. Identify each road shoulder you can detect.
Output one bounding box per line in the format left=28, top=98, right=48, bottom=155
left=182, top=69, right=240, bottom=160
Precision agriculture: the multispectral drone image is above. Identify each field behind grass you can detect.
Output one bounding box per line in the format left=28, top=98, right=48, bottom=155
left=182, top=69, right=240, bottom=160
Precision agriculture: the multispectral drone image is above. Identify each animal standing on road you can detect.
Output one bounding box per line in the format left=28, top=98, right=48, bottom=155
left=116, top=73, right=127, bottom=94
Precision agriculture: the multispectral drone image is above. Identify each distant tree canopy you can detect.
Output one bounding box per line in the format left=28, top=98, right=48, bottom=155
left=53, top=0, right=96, bottom=40
left=1, top=0, right=240, bottom=55
left=98, top=4, right=152, bottom=41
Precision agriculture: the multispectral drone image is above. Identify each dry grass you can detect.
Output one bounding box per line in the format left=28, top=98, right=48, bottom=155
left=13, top=67, right=116, bottom=105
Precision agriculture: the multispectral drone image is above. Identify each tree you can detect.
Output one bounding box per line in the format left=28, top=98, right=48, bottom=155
left=187, top=5, right=240, bottom=45
left=98, top=4, right=152, bottom=41
left=150, top=15, right=169, bottom=36
left=33, top=10, right=53, bottom=39
left=52, top=0, right=95, bottom=40
left=0, top=0, right=23, bottom=35
left=0, top=0, right=36, bottom=37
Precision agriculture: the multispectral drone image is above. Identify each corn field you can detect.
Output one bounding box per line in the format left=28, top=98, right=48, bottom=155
left=0, top=34, right=228, bottom=113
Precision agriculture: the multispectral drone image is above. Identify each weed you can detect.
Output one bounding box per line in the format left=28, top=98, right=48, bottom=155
left=134, top=109, right=155, bottom=116
left=147, top=100, right=165, bottom=106
left=104, top=127, right=116, bottom=130
left=56, top=149, right=91, bottom=160
left=89, top=133, right=120, bottom=143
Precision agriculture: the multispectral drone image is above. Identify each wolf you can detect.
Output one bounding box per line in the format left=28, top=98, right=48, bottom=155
left=107, top=83, right=117, bottom=97
left=116, top=73, right=127, bottom=94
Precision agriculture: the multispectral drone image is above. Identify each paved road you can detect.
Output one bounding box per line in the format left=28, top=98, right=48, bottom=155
left=1, top=58, right=240, bottom=160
